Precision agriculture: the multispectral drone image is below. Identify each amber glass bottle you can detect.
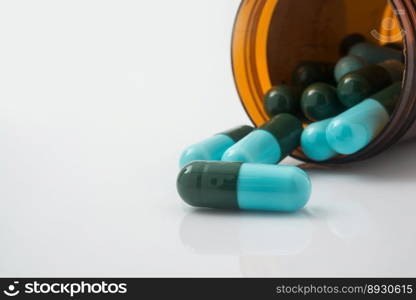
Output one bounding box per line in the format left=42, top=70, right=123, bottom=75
left=232, top=0, right=416, bottom=163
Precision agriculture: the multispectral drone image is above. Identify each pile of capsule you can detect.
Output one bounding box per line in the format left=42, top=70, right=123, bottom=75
left=177, top=33, right=404, bottom=213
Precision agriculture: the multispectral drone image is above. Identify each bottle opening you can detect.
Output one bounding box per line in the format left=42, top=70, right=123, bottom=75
left=232, top=0, right=414, bottom=163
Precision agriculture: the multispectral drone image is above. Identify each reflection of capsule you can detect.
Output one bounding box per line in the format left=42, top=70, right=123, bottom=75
left=263, top=85, right=301, bottom=117
left=179, top=209, right=313, bottom=256
left=349, top=42, right=403, bottom=64
left=327, top=82, right=401, bottom=155
left=301, top=118, right=337, bottom=161
left=334, top=55, right=368, bottom=82
left=339, top=33, right=367, bottom=56
left=177, top=161, right=311, bottom=212
left=292, top=62, right=335, bottom=89
left=337, top=59, right=404, bottom=108
left=240, top=256, right=281, bottom=277
left=179, top=125, right=253, bottom=168
left=222, top=114, right=302, bottom=164
left=301, top=83, right=345, bottom=122
left=326, top=198, right=372, bottom=241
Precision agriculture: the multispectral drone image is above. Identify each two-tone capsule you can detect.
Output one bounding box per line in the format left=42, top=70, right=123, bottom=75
left=301, top=118, right=337, bottom=161
left=222, top=113, right=303, bottom=164
left=301, top=83, right=345, bottom=122
left=179, top=125, right=254, bottom=168
left=327, top=82, right=401, bottom=155
left=263, top=85, right=301, bottom=117
left=349, top=42, right=404, bottom=64
left=292, top=62, right=335, bottom=89
left=177, top=161, right=311, bottom=212
left=337, top=59, right=404, bottom=108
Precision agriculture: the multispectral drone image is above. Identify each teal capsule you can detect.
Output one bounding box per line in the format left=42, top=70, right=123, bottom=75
left=179, top=125, right=254, bottom=168
left=337, top=59, right=404, bottom=108
left=334, top=55, right=368, bottom=82
left=222, top=114, right=303, bottom=164
left=263, top=85, right=301, bottom=117
left=349, top=42, right=404, bottom=64
left=301, top=118, right=337, bottom=161
left=327, top=82, right=401, bottom=155
left=301, top=83, right=345, bottom=122
left=177, top=161, right=311, bottom=212
left=292, top=62, right=335, bottom=89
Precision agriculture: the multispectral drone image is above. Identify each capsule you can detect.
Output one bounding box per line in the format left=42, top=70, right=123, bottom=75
left=222, top=113, right=303, bottom=164
left=337, top=59, right=404, bottom=108
left=292, top=62, right=335, bottom=89
left=383, top=43, right=403, bottom=51
left=179, top=125, right=254, bottom=168
left=263, top=85, right=301, bottom=117
left=177, top=161, right=311, bottom=212
left=301, top=118, right=337, bottom=161
left=334, top=55, right=368, bottom=82
left=349, top=42, right=404, bottom=64
left=339, top=33, right=367, bottom=56
left=301, top=83, right=345, bottom=122
left=327, top=82, right=401, bottom=155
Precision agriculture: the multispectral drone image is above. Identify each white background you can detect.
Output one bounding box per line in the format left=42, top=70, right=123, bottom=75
left=0, top=0, right=415, bottom=277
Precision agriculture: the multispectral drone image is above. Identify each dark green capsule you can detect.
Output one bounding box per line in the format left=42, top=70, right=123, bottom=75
left=337, top=59, right=404, bottom=108
left=339, top=33, right=367, bottom=56
left=334, top=55, right=368, bottom=82
left=371, top=81, right=402, bottom=115
left=384, top=43, right=404, bottom=51
left=260, top=113, right=303, bottom=160
left=301, top=83, right=345, bottom=122
left=263, top=85, right=301, bottom=117
left=177, top=161, right=241, bottom=210
left=292, top=62, right=335, bottom=89
left=221, top=125, right=255, bottom=142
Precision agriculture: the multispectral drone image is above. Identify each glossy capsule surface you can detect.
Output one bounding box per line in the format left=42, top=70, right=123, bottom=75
left=337, top=59, right=403, bottom=108
left=177, top=161, right=311, bottom=212
left=301, top=118, right=337, bottom=161
left=349, top=42, right=404, bottom=64
left=334, top=55, right=368, bottom=82
left=222, top=114, right=303, bottom=164
left=263, top=85, right=300, bottom=117
left=301, top=83, right=345, bottom=121
left=179, top=125, right=253, bottom=168
left=327, top=82, right=401, bottom=155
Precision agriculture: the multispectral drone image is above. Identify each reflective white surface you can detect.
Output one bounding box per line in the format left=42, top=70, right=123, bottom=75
left=0, top=0, right=415, bottom=277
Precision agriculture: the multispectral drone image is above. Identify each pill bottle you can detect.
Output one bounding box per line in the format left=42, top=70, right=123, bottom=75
left=232, top=0, right=415, bottom=163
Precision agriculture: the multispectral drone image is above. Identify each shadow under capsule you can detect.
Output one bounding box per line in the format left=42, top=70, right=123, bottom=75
left=179, top=209, right=314, bottom=257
